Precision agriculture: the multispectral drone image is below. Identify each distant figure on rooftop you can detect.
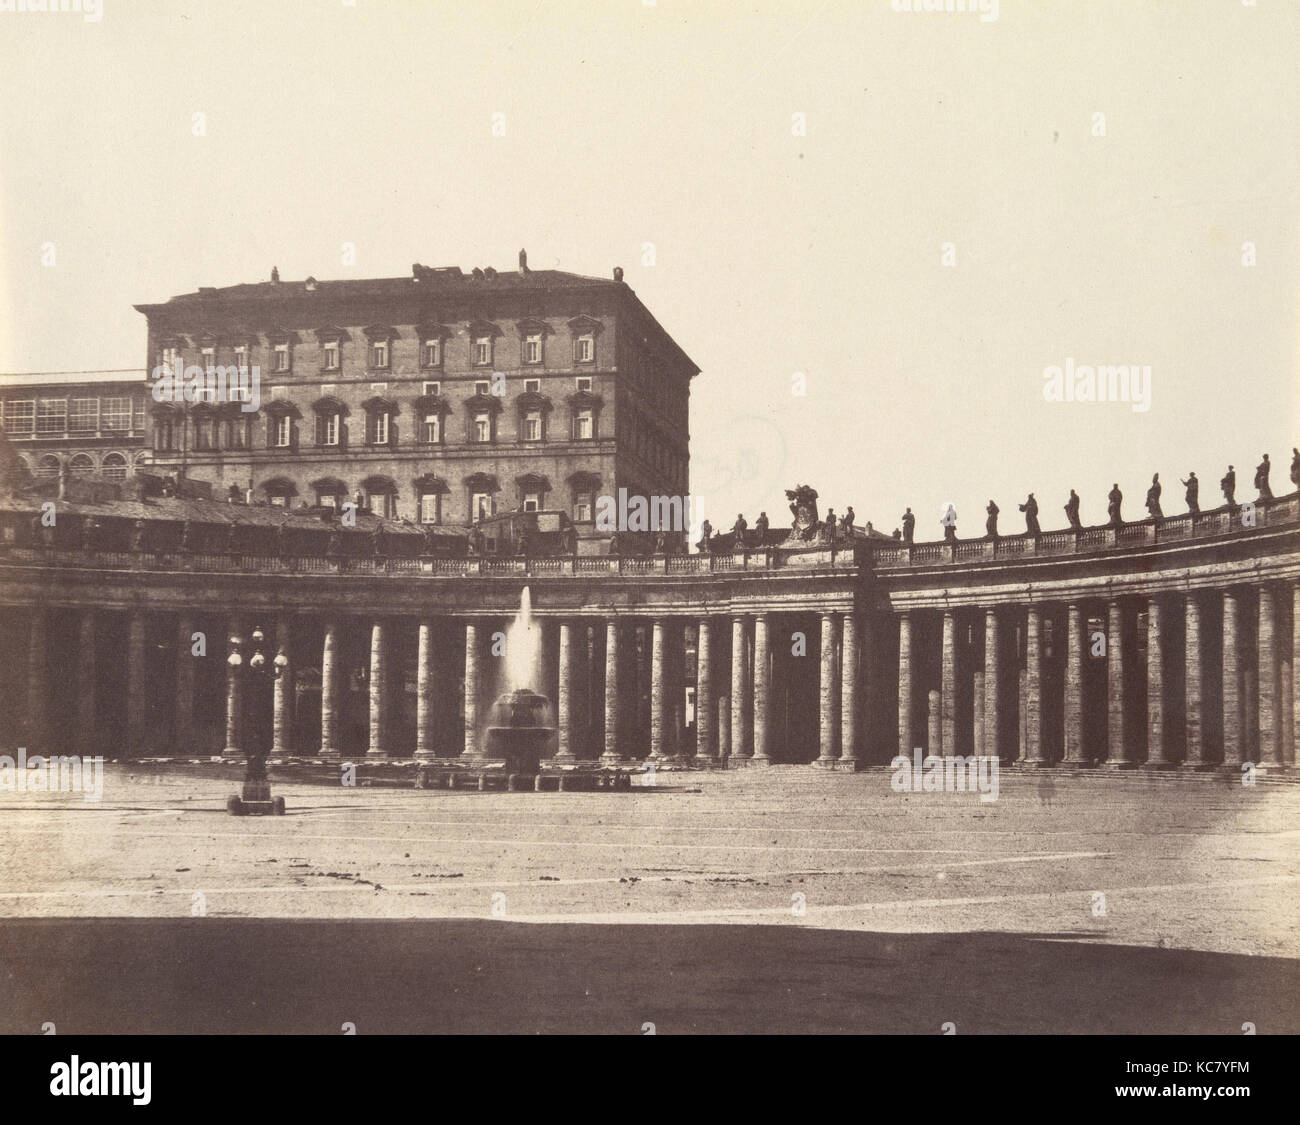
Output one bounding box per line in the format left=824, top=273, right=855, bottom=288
left=1064, top=489, right=1082, bottom=530
left=732, top=513, right=748, bottom=547
left=1145, top=473, right=1163, bottom=520
left=754, top=511, right=769, bottom=541
left=985, top=500, right=999, bottom=538
left=1019, top=493, right=1040, bottom=535
left=1221, top=465, right=1236, bottom=508
left=841, top=506, right=855, bottom=535
left=901, top=508, right=915, bottom=544
left=1107, top=483, right=1123, bottom=528
left=1255, top=454, right=1272, bottom=499
left=1181, top=471, right=1199, bottom=516
left=824, top=508, right=836, bottom=540
left=1291, top=447, right=1300, bottom=489
left=697, top=519, right=713, bottom=555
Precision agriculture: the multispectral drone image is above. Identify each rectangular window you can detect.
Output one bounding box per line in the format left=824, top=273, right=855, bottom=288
left=319, top=492, right=338, bottom=509
left=575, top=410, right=593, bottom=440
left=133, top=397, right=146, bottom=432
left=576, top=334, right=594, bottom=363
left=574, top=493, right=593, bottom=522
left=227, top=418, right=247, bottom=449
left=474, top=380, right=490, bottom=397
left=524, top=378, right=540, bottom=393
left=36, top=398, right=68, bottom=435
left=324, top=343, right=339, bottom=370
left=421, top=413, right=441, bottom=443
left=523, top=492, right=541, bottom=512
left=575, top=376, right=592, bottom=393
left=69, top=397, right=98, bottom=433
left=275, top=343, right=290, bottom=372
left=367, top=493, right=388, bottom=516
left=371, top=342, right=389, bottom=369
left=370, top=411, right=389, bottom=445
left=272, top=385, right=287, bottom=400
left=202, top=346, right=216, bottom=370
left=471, top=493, right=491, bottom=522
left=524, top=334, right=542, bottom=365
left=275, top=414, right=292, bottom=447
left=161, top=346, right=179, bottom=373
left=420, top=494, right=440, bottom=524
left=423, top=340, right=441, bottom=367
left=423, top=380, right=441, bottom=397
left=194, top=416, right=214, bottom=451
left=524, top=412, right=541, bottom=441
left=6, top=400, right=34, bottom=433
left=322, top=413, right=339, bottom=446
left=474, top=414, right=491, bottom=443
left=320, top=384, right=336, bottom=397
left=269, top=495, right=288, bottom=508
left=234, top=345, right=249, bottom=372
left=474, top=336, right=491, bottom=366
left=370, top=382, right=387, bottom=395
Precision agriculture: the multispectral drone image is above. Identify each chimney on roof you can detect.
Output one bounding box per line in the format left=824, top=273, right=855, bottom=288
left=471, top=267, right=485, bottom=280
left=305, top=276, right=317, bottom=291
left=270, top=266, right=280, bottom=284
left=613, top=266, right=624, bottom=282
left=519, top=249, right=529, bottom=274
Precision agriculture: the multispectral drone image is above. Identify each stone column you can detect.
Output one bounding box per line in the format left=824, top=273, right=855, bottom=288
left=752, top=614, right=771, bottom=762
left=415, top=621, right=437, bottom=760
left=602, top=619, right=624, bottom=763
left=718, top=690, right=731, bottom=761
left=818, top=611, right=838, bottom=762
left=983, top=610, right=1000, bottom=760
left=730, top=615, right=748, bottom=761
left=1223, top=590, right=1242, bottom=766
left=840, top=613, right=858, bottom=767
left=898, top=613, right=914, bottom=758
left=320, top=621, right=341, bottom=758
left=940, top=611, right=957, bottom=755
left=368, top=621, right=388, bottom=757
left=127, top=611, right=149, bottom=757
left=76, top=611, right=97, bottom=759
left=1106, top=600, right=1133, bottom=767
left=650, top=618, right=667, bottom=759
left=556, top=621, right=575, bottom=761
left=1023, top=607, right=1046, bottom=765
left=1292, top=583, right=1300, bottom=766
left=1145, top=599, right=1171, bottom=766
left=1258, top=584, right=1281, bottom=766
left=464, top=621, right=480, bottom=758
left=927, top=689, right=941, bottom=756
left=223, top=621, right=245, bottom=758
left=696, top=618, right=714, bottom=760
left=174, top=613, right=194, bottom=754
left=1184, top=595, right=1205, bottom=768
left=972, top=670, right=985, bottom=761
left=1062, top=603, right=1086, bottom=763
left=272, top=619, right=292, bottom=755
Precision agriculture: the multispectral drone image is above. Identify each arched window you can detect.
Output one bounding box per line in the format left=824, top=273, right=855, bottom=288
left=464, top=472, right=500, bottom=523
left=260, top=476, right=298, bottom=508
left=360, top=474, right=397, bottom=518
left=36, top=454, right=61, bottom=479
left=101, top=453, right=128, bottom=481
left=69, top=454, right=95, bottom=477
left=413, top=475, right=448, bottom=526
left=134, top=452, right=151, bottom=474
left=309, top=476, right=347, bottom=509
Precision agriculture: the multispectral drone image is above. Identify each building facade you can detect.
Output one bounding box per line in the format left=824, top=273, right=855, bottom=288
left=1, top=478, right=1296, bottom=770
left=0, top=371, right=150, bottom=483
left=134, top=255, right=698, bottom=543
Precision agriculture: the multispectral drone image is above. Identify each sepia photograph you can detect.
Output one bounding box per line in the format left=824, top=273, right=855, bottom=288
left=0, top=0, right=1296, bottom=1102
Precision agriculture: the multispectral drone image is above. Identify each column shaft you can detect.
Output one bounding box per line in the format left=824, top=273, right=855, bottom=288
left=818, top=612, right=837, bottom=761
left=174, top=613, right=194, bottom=754
left=983, top=610, right=1000, bottom=759
left=1063, top=604, right=1086, bottom=763
left=1259, top=585, right=1280, bottom=765
left=898, top=613, right=914, bottom=757
left=731, top=616, right=748, bottom=760
left=650, top=619, right=667, bottom=758
left=1107, top=601, right=1132, bottom=766
left=557, top=621, right=575, bottom=760
left=1024, top=607, right=1045, bottom=764
left=940, top=611, right=957, bottom=755
left=272, top=619, right=292, bottom=755
left=223, top=619, right=244, bottom=757
left=368, top=621, right=387, bottom=757
left=1223, top=591, right=1242, bottom=765
left=696, top=619, right=714, bottom=760
left=753, top=614, right=771, bottom=762
left=320, top=621, right=340, bottom=758
left=416, top=621, right=436, bottom=759
left=840, top=613, right=858, bottom=765
left=603, top=619, right=623, bottom=762
left=464, top=622, right=480, bottom=758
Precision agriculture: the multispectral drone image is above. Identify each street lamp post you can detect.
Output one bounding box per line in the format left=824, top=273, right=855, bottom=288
left=226, top=625, right=287, bottom=816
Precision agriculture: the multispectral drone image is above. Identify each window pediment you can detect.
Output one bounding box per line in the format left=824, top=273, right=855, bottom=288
left=565, top=390, right=604, bottom=409
left=263, top=400, right=301, bottom=419
left=467, top=319, right=503, bottom=339
left=416, top=322, right=452, bottom=341
left=413, top=394, right=452, bottom=415
left=516, top=318, right=552, bottom=337
left=465, top=392, right=503, bottom=415
left=566, top=315, right=602, bottom=336
left=516, top=390, right=553, bottom=412
left=464, top=472, right=500, bottom=493
left=264, top=327, right=300, bottom=345
left=363, top=324, right=398, bottom=342
left=413, top=474, right=449, bottom=494
left=361, top=396, right=399, bottom=415
left=314, top=325, right=351, bottom=343
left=311, top=396, right=350, bottom=416
left=309, top=476, right=347, bottom=495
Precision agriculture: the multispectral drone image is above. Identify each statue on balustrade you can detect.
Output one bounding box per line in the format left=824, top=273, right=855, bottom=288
left=372, top=522, right=386, bottom=558
left=1181, top=471, right=1199, bottom=516
left=985, top=500, right=999, bottom=538
left=1019, top=494, right=1040, bottom=535
left=697, top=519, right=713, bottom=554
left=1221, top=465, right=1236, bottom=508
left=1107, top=484, right=1123, bottom=528
left=940, top=504, right=957, bottom=543
left=901, top=507, right=915, bottom=544
left=1255, top=453, right=1272, bottom=499
left=1145, top=473, right=1163, bottom=520
left=824, top=508, right=836, bottom=542
left=732, top=513, right=748, bottom=548
left=607, top=532, right=621, bottom=556
left=754, top=511, right=769, bottom=541
left=653, top=530, right=667, bottom=555
left=1064, top=489, right=1082, bottom=530
left=562, top=525, right=578, bottom=555
left=840, top=506, right=855, bottom=536
left=891, top=528, right=901, bottom=540
left=1291, top=447, right=1300, bottom=490
left=784, top=484, right=820, bottom=543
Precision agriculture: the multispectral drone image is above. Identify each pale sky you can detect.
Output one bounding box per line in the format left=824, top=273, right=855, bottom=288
left=1, top=0, right=1297, bottom=535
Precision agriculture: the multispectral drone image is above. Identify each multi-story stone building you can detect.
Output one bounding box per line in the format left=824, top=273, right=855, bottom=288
left=0, top=371, right=150, bottom=483
left=134, top=254, right=698, bottom=544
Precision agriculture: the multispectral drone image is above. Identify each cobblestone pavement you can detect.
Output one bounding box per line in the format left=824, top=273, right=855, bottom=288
left=1, top=764, right=1297, bottom=1032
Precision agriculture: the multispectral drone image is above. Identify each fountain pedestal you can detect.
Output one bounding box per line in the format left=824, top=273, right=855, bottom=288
left=482, top=688, right=555, bottom=776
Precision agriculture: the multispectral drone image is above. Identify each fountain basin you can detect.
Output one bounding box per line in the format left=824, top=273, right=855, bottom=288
left=482, top=688, right=554, bottom=775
